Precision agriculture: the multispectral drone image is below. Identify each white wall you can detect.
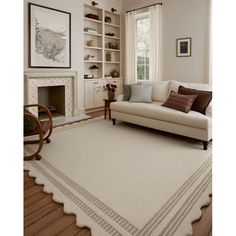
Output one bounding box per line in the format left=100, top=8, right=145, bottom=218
left=24, top=0, right=122, bottom=115
left=24, top=0, right=211, bottom=112
left=122, top=0, right=211, bottom=84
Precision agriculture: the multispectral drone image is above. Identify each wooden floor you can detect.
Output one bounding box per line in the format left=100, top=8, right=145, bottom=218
left=24, top=110, right=212, bottom=236
left=24, top=171, right=91, bottom=236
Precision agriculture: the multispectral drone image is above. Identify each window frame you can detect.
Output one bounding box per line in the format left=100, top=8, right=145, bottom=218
left=136, top=11, right=150, bottom=82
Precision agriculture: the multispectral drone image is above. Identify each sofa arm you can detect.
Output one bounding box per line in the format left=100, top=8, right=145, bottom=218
left=205, top=103, right=212, bottom=118
left=116, top=94, right=124, bottom=101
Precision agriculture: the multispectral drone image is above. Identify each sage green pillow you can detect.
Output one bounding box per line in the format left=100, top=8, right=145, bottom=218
left=123, top=85, right=132, bottom=101
left=129, top=85, right=153, bottom=103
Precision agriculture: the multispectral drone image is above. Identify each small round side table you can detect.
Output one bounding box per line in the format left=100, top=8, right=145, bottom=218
left=103, top=99, right=116, bottom=120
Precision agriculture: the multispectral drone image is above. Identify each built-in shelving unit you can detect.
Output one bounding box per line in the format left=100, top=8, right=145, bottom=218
left=83, top=4, right=121, bottom=80
left=104, top=9, right=120, bottom=79
left=83, top=3, right=122, bottom=110
left=83, top=4, right=103, bottom=79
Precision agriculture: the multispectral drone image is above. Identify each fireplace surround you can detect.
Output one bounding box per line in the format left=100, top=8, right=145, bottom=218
left=24, top=72, right=78, bottom=117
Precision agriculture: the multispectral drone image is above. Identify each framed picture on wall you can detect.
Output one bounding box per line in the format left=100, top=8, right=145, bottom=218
left=29, top=3, right=71, bottom=68
left=176, top=37, right=191, bottom=57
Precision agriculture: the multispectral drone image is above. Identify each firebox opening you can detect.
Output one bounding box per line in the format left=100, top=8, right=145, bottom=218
left=38, top=86, right=65, bottom=118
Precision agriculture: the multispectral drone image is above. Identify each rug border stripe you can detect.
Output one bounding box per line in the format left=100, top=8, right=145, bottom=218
left=138, top=156, right=211, bottom=235
left=30, top=161, right=122, bottom=236
left=40, top=158, right=139, bottom=234
left=160, top=172, right=212, bottom=236
left=38, top=155, right=211, bottom=236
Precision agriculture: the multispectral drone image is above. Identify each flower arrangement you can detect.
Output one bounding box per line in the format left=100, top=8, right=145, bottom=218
left=103, top=83, right=117, bottom=100
left=96, top=81, right=117, bottom=100
left=104, top=83, right=117, bottom=93
left=97, top=83, right=117, bottom=100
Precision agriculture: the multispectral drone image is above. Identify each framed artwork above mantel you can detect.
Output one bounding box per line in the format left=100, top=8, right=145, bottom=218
left=29, top=3, right=71, bottom=68
left=176, top=37, right=192, bottom=57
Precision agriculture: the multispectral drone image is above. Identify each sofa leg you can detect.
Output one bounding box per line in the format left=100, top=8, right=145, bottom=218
left=112, top=119, right=116, bottom=125
left=203, top=141, right=208, bottom=150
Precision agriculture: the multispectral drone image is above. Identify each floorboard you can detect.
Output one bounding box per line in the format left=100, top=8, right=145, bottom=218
left=25, top=201, right=61, bottom=228
left=56, top=223, right=84, bottom=236
left=35, top=214, right=76, bottom=236
left=24, top=185, right=44, bottom=199
left=24, top=110, right=211, bottom=235
left=74, top=228, right=91, bottom=236
left=24, top=206, right=64, bottom=235
left=24, top=195, right=53, bottom=216
left=24, top=179, right=36, bottom=190
left=24, top=191, right=50, bottom=208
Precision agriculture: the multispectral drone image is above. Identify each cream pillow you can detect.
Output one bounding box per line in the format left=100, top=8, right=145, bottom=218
left=140, top=81, right=170, bottom=102
left=170, top=80, right=212, bottom=92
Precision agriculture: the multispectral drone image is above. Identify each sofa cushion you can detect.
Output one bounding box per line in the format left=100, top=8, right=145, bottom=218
left=123, top=85, right=132, bottom=101
left=205, top=104, right=212, bottom=118
left=123, top=82, right=142, bottom=101
left=170, top=80, right=212, bottom=93
left=140, top=81, right=170, bottom=102
left=169, top=80, right=212, bottom=114
left=129, top=84, right=153, bottom=103
left=111, top=101, right=211, bottom=129
left=162, top=91, right=198, bottom=113
left=178, top=86, right=212, bottom=114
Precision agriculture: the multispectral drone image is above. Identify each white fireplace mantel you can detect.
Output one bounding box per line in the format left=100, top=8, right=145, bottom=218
left=24, top=71, right=79, bottom=117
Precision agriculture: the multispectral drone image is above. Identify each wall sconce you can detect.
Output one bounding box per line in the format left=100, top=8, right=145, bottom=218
left=111, top=8, right=117, bottom=13
left=91, top=1, right=98, bottom=6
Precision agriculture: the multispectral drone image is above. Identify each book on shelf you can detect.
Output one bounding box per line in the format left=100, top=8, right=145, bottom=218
left=105, top=75, right=112, bottom=79
left=84, top=27, right=98, bottom=34
left=84, top=74, right=94, bottom=79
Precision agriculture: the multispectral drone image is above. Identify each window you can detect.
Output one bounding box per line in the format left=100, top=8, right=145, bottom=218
left=136, top=13, right=150, bottom=81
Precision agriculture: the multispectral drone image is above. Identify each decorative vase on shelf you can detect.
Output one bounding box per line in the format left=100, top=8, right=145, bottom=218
left=111, top=69, right=119, bottom=78
left=108, top=91, right=115, bottom=100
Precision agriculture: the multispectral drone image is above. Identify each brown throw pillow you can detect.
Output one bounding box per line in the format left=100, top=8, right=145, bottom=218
left=162, top=91, right=198, bottom=113
left=178, top=86, right=212, bottom=114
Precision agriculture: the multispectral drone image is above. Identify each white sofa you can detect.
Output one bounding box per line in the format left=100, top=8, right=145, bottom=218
left=110, top=80, right=212, bottom=150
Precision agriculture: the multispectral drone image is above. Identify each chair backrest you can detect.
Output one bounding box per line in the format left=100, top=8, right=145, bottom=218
left=24, top=108, right=37, bottom=135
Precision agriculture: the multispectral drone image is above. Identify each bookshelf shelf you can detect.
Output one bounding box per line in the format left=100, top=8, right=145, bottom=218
left=84, top=32, right=102, bottom=37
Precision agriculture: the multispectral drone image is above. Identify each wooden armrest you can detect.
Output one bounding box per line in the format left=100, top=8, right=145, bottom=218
left=24, top=104, right=53, bottom=124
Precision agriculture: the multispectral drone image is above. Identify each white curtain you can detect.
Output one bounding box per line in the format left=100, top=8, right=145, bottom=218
left=149, top=5, right=161, bottom=82
left=125, top=11, right=137, bottom=85
left=208, top=0, right=212, bottom=84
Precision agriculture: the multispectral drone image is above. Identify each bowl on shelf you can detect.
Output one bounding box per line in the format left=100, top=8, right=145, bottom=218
left=105, top=33, right=115, bottom=37
left=111, top=69, right=119, bottom=78
left=85, top=13, right=99, bottom=20
left=105, top=42, right=119, bottom=49
left=87, top=40, right=97, bottom=47
left=105, top=16, right=112, bottom=23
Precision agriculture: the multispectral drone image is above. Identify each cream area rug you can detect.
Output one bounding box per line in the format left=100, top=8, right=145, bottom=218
left=24, top=117, right=212, bottom=236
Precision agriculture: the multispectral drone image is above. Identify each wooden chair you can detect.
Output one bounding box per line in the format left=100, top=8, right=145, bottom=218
left=24, top=104, right=53, bottom=161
